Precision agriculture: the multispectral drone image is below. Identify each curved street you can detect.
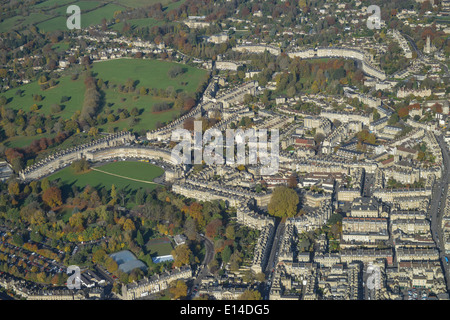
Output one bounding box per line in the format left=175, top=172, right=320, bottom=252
left=430, top=135, right=450, bottom=291
left=192, top=234, right=214, bottom=288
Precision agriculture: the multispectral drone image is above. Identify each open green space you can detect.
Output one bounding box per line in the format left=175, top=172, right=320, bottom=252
left=0, top=13, right=51, bottom=33
left=1, top=73, right=86, bottom=119
left=110, top=17, right=164, bottom=32
left=4, top=132, right=56, bottom=149
left=0, top=58, right=206, bottom=146
left=113, top=0, right=172, bottom=8
left=91, top=58, right=208, bottom=132
left=113, top=0, right=185, bottom=10
left=36, top=2, right=125, bottom=32
left=0, top=0, right=186, bottom=33
left=48, top=161, right=165, bottom=192
left=34, top=0, right=76, bottom=9
left=92, top=58, right=206, bottom=93
left=146, top=237, right=173, bottom=256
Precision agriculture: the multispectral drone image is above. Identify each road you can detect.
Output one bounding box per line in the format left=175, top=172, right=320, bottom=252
left=192, top=234, right=214, bottom=288
left=429, top=134, right=450, bottom=292
left=403, top=33, right=423, bottom=60
left=260, top=219, right=283, bottom=300
left=264, top=219, right=284, bottom=275
left=403, top=32, right=449, bottom=77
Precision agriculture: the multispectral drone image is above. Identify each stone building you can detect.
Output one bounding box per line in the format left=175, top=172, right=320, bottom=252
left=121, top=266, right=192, bottom=300
left=19, top=131, right=134, bottom=181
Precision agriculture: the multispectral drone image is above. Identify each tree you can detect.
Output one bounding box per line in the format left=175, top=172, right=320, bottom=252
left=88, top=127, right=98, bottom=136
left=170, top=280, right=188, bottom=300
left=123, top=218, right=135, bottom=231
left=12, top=233, right=24, bottom=246
left=168, top=65, right=184, bottom=79
left=184, top=218, right=197, bottom=241
left=8, top=181, right=20, bottom=196
left=172, top=244, right=192, bottom=267
left=287, top=174, right=298, bottom=188
left=92, top=249, right=106, bottom=264
left=268, top=186, right=299, bottom=218
left=225, top=225, right=235, bottom=240
left=239, top=290, right=262, bottom=300
left=110, top=184, right=117, bottom=204
left=135, top=188, right=146, bottom=205
left=136, top=230, right=144, bottom=246
left=105, top=257, right=118, bottom=274
left=221, top=245, right=232, bottom=265
left=41, top=178, right=50, bottom=192
left=42, top=187, right=63, bottom=208
left=51, top=104, right=62, bottom=114
left=71, top=159, right=90, bottom=173
left=388, top=113, right=399, bottom=125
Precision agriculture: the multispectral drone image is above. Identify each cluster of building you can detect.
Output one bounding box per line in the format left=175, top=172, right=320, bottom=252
left=121, top=266, right=193, bottom=300
left=288, top=47, right=386, bottom=80
left=18, top=131, right=134, bottom=181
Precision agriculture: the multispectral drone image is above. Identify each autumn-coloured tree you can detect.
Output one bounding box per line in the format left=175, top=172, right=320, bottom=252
left=206, top=219, right=222, bottom=238
left=170, top=280, right=188, bottom=300
left=105, top=257, right=118, bottom=274
left=110, top=184, right=117, bottom=204
left=123, top=218, right=135, bottom=231
left=42, top=186, right=62, bottom=208
left=225, top=225, right=235, bottom=240
left=398, top=106, right=410, bottom=118
left=239, top=290, right=262, bottom=300
left=268, top=186, right=299, bottom=218
left=172, top=244, right=192, bottom=268
left=183, top=97, right=196, bottom=111
left=92, top=249, right=107, bottom=264
left=188, top=202, right=205, bottom=228
left=8, top=181, right=20, bottom=196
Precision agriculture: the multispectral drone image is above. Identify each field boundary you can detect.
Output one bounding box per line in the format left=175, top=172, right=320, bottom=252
left=91, top=168, right=163, bottom=185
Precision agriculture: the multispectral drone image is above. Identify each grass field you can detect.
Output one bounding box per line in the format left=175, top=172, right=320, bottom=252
left=4, top=132, right=56, bottom=149
left=34, top=0, right=76, bottom=9
left=0, top=0, right=186, bottom=33
left=91, top=58, right=208, bottom=132
left=48, top=161, right=165, bottom=192
left=36, top=2, right=125, bottom=32
left=1, top=73, right=86, bottom=119
left=110, top=17, right=165, bottom=32
left=0, top=13, right=51, bottom=33
left=92, top=58, right=206, bottom=93
left=1, top=58, right=206, bottom=146
left=146, top=237, right=173, bottom=256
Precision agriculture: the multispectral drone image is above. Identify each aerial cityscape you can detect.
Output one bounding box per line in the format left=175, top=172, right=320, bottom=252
left=0, top=0, right=449, bottom=305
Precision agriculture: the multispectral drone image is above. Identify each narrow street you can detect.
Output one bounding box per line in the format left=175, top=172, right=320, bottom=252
left=429, top=135, right=450, bottom=291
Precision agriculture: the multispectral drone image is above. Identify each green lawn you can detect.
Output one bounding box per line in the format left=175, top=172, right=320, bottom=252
left=110, top=17, right=164, bottom=32
left=48, top=161, right=165, bottom=192
left=92, top=58, right=207, bottom=93
left=1, top=74, right=86, bottom=119
left=36, top=3, right=125, bottom=32
left=1, top=0, right=185, bottom=33
left=34, top=0, right=76, bottom=9
left=96, top=92, right=179, bottom=133
left=52, top=42, right=70, bottom=52
left=146, top=237, right=173, bottom=256
left=113, top=0, right=184, bottom=9
left=92, top=58, right=208, bottom=132
left=4, top=132, right=56, bottom=149
left=0, top=13, right=51, bottom=32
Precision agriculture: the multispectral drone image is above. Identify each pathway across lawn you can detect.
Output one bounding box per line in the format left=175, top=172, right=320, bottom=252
left=91, top=168, right=163, bottom=186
